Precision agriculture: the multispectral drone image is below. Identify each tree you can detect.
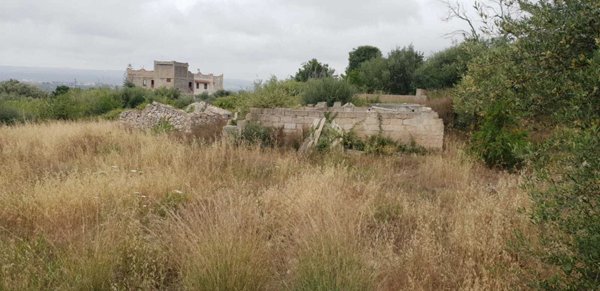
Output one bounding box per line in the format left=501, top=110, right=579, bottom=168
left=52, top=85, right=70, bottom=97
left=346, top=46, right=382, bottom=76
left=386, top=46, right=424, bottom=94
left=453, top=0, right=600, bottom=287
left=351, top=57, right=390, bottom=93
left=293, top=59, right=335, bottom=82
left=415, top=40, right=487, bottom=90
left=0, top=79, right=48, bottom=99
left=302, top=78, right=356, bottom=106
left=443, top=0, right=522, bottom=40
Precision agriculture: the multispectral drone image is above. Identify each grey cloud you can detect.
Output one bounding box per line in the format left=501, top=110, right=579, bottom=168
left=0, top=0, right=471, bottom=79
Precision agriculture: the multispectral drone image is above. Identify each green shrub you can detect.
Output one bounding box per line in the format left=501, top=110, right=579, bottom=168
left=364, top=135, right=399, bottom=155
left=119, top=87, right=148, bottom=109
left=239, top=122, right=276, bottom=147
left=213, top=78, right=302, bottom=114
left=302, top=78, right=356, bottom=106
left=342, top=131, right=365, bottom=151
left=102, top=108, right=125, bottom=120
left=153, top=87, right=181, bottom=100
left=471, top=100, right=529, bottom=171
left=531, top=126, right=600, bottom=289
left=151, top=118, right=175, bottom=134
left=212, top=94, right=240, bottom=111
left=0, top=104, right=20, bottom=124
left=0, top=79, right=48, bottom=99
left=414, top=40, right=486, bottom=90
left=48, top=94, right=82, bottom=120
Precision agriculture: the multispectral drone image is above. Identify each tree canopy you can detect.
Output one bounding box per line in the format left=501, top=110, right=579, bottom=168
left=293, top=59, right=335, bottom=82
left=345, top=45, right=382, bottom=76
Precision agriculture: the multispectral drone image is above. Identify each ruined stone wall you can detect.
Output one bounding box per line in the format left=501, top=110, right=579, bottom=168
left=356, top=94, right=428, bottom=104
left=245, top=105, right=444, bottom=149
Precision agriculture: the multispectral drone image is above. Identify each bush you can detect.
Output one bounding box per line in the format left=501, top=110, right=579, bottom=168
left=302, top=78, right=356, bottom=106
left=414, top=40, right=486, bottom=90
left=213, top=78, right=302, bottom=114
left=119, top=87, right=147, bottom=108
left=342, top=131, right=365, bottom=151
left=239, top=122, right=276, bottom=147
left=48, top=94, right=82, bottom=120
left=0, top=79, right=48, bottom=99
left=471, top=100, right=529, bottom=171
left=0, top=104, right=20, bottom=124
left=151, top=118, right=175, bottom=134
left=531, top=126, right=600, bottom=289
left=364, top=135, right=400, bottom=155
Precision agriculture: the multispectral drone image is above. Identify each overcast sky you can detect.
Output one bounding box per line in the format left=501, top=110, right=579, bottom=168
left=0, top=0, right=471, bottom=80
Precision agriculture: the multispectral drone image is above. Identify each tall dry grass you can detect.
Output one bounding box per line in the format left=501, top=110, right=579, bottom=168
left=0, top=121, right=542, bottom=290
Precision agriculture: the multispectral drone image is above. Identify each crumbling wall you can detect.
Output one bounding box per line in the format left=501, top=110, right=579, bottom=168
left=355, top=94, right=428, bottom=104
left=119, top=102, right=227, bottom=133
left=245, top=104, right=444, bottom=149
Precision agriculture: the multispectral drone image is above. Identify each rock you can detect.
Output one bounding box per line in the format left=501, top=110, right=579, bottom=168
left=186, top=102, right=232, bottom=119
left=342, top=102, right=355, bottom=108
left=333, top=101, right=342, bottom=108
left=120, top=102, right=226, bottom=133
left=315, top=102, right=327, bottom=109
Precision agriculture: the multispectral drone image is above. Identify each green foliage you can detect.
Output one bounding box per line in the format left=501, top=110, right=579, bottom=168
left=239, top=122, right=277, bottom=147
left=351, top=57, right=390, bottom=93
left=0, top=79, right=48, bottom=99
left=531, top=125, right=600, bottom=290
left=151, top=118, right=175, bottom=134
left=453, top=1, right=600, bottom=284
left=293, top=59, right=335, bottom=82
left=212, top=94, right=241, bottom=111
left=363, top=135, right=400, bottom=155
left=213, top=78, right=302, bottom=114
left=154, top=87, right=181, bottom=100
left=302, top=78, right=356, bottom=106
left=415, top=40, right=487, bottom=89
left=341, top=131, right=365, bottom=151
left=346, top=45, right=382, bottom=77
left=119, top=86, right=147, bottom=109
left=349, top=45, right=424, bottom=94
left=52, top=85, right=70, bottom=97
left=0, top=105, right=20, bottom=124
left=471, top=100, right=529, bottom=170
left=386, top=45, right=424, bottom=94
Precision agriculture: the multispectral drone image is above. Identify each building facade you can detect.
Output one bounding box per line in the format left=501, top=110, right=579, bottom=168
left=126, top=61, right=224, bottom=95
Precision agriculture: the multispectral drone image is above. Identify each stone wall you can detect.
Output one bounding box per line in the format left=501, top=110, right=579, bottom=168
left=245, top=104, right=444, bottom=150
left=355, top=93, right=428, bottom=104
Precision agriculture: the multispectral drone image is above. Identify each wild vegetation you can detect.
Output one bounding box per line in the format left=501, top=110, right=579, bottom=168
left=0, top=121, right=539, bottom=290
left=0, top=0, right=598, bottom=289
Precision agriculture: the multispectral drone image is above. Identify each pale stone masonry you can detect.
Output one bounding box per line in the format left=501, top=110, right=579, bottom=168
left=126, top=61, right=224, bottom=95
left=245, top=104, right=444, bottom=150
left=119, top=102, right=229, bottom=133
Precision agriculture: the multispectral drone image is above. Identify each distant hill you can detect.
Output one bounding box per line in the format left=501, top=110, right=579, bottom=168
left=0, top=65, right=254, bottom=92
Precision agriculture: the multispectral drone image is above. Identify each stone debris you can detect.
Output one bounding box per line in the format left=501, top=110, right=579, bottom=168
left=119, top=101, right=227, bottom=133
left=185, top=101, right=232, bottom=119
left=298, top=117, right=344, bottom=153
left=342, top=102, right=356, bottom=108
left=315, top=102, right=327, bottom=108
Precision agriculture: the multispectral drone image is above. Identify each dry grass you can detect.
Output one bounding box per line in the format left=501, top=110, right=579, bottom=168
left=0, top=121, right=542, bottom=290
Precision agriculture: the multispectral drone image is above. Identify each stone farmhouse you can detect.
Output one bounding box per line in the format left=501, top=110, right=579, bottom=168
left=126, top=61, right=223, bottom=95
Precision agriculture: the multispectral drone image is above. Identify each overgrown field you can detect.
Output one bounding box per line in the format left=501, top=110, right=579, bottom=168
left=0, top=121, right=543, bottom=290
